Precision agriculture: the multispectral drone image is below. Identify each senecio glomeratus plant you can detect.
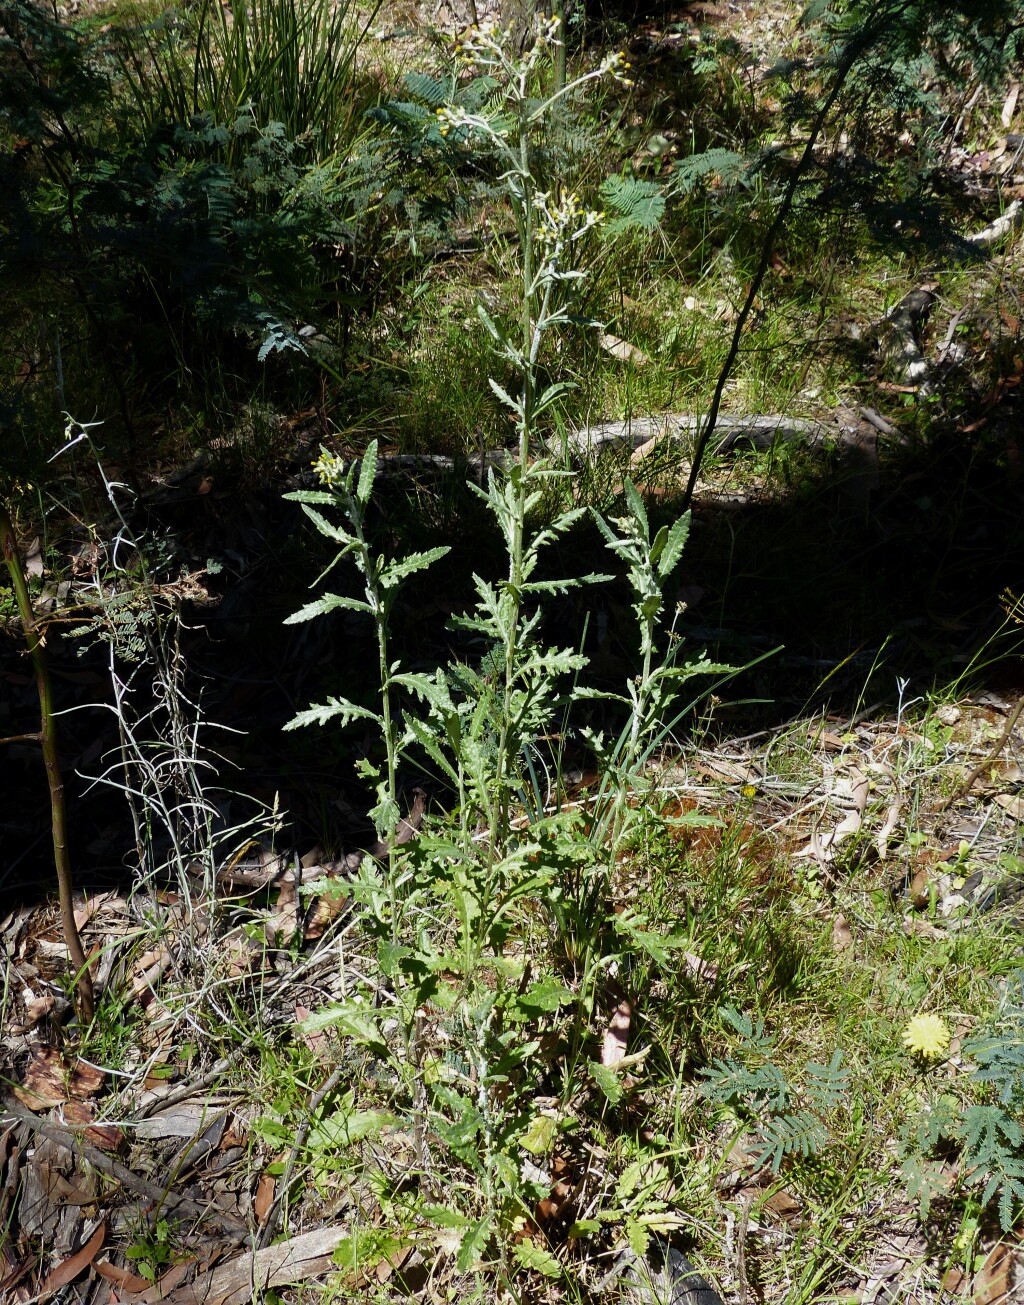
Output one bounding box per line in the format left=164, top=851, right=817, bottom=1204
left=283, top=17, right=724, bottom=1287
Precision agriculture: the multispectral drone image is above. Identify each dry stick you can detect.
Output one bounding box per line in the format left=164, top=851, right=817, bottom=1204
left=680, top=30, right=872, bottom=512
left=256, top=1066, right=345, bottom=1250
left=0, top=503, right=94, bottom=1023
left=938, top=694, right=1024, bottom=813
left=0, top=1098, right=250, bottom=1243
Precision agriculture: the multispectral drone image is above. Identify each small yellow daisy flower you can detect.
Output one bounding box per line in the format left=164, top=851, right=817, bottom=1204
left=902, top=1013, right=950, bottom=1061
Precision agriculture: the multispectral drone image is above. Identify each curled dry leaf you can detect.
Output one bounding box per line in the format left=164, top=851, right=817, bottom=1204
left=910, top=865, right=931, bottom=910
left=875, top=799, right=901, bottom=861
left=602, top=996, right=632, bottom=1068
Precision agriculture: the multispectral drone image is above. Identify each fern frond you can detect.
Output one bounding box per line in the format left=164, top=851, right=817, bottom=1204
left=803, top=1051, right=850, bottom=1112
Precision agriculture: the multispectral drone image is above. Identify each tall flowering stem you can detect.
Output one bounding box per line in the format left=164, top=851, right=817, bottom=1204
left=436, top=18, right=626, bottom=863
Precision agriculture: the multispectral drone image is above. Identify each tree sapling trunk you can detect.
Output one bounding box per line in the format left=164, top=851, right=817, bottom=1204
left=0, top=503, right=94, bottom=1023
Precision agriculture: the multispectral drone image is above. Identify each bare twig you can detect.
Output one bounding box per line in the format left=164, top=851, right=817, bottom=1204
left=938, top=695, right=1024, bottom=812
left=256, top=1066, right=345, bottom=1249
left=680, top=30, right=875, bottom=510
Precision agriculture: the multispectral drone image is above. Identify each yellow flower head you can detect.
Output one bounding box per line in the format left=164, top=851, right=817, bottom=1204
left=902, top=1013, right=950, bottom=1061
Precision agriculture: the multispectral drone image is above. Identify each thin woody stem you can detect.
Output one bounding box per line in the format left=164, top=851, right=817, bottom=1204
left=0, top=501, right=94, bottom=1022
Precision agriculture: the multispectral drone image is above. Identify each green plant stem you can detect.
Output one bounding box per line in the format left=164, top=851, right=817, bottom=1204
left=0, top=502, right=94, bottom=1023
left=487, top=119, right=537, bottom=870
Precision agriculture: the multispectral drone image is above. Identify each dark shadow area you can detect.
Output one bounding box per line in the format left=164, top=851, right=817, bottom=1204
left=3, top=416, right=1022, bottom=909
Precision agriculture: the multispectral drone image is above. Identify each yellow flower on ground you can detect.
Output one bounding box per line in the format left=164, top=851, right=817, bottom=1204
left=902, top=1013, right=951, bottom=1061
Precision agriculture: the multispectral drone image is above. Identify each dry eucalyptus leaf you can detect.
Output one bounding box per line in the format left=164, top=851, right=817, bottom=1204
left=1001, top=82, right=1019, bottom=129
left=255, top=1171, right=276, bottom=1223
left=94, top=1259, right=152, bottom=1294
left=37, top=1220, right=105, bottom=1298
left=598, top=333, right=650, bottom=366
left=832, top=915, right=853, bottom=950
left=973, top=1242, right=1013, bottom=1305
left=875, top=800, right=901, bottom=861
left=602, top=996, right=632, bottom=1068
left=994, top=792, right=1024, bottom=819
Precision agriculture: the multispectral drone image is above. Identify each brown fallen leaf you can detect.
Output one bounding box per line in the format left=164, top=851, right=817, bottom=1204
left=598, top=333, right=650, bottom=366
left=763, top=1187, right=803, bottom=1226
left=601, top=995, right=632, bottom=1068
left=294, top=1004, right=331, bottom=1058
left=994, top=792, right=1024, bottom=819
left=695, top=757, right=758, bottom=785
left=681, top=951, right=717, bottom=983
left=374, top=1242, right=413, bottom=1284
left=93, top=1259, right=152, bottom=1294
left=875, top=799, right=901, bottom=861
left=832, top=914, right=853, bottom=950
left=14, top=1047, right=68, bottom=1111
left=131, top=947, right=173, bottom=1002
left=910, top=865, right=931, bottom=910
left=61, top=1100, right=124, bottom=1152
left=302, top=883, right=350, bottom=941
left=973, top=1242, right=1012, bottom=1305
left=795, top=767, right=869, bottom=863
left=264, top=877, right=299, bottom=947
left=69, top=1060, right=105, bottom=1100
left=255, top=1171, right=276, bottom=1224
left=37, top=1220, right=104, bottom=1299
left=903, top=915, right=945, bottom=940
left=1001, top=82, right=1020, bottom=130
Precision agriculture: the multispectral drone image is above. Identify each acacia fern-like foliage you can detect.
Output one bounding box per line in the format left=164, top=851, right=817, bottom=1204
left=598, top=175, right=665, bottom=235
left=903, top=973, right=1024, bottom=1231
left=960, top=1105, right=1024, bottom=1231
left=700, top=1008, right=849, bottom=1173
left=959, top=972, right=1024, bottom=1229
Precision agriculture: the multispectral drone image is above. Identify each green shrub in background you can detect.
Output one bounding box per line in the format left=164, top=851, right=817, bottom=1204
left=0, top=0, right=386, bottom=471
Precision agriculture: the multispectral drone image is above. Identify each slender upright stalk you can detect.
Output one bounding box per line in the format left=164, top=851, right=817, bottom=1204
left=0, top=502, right=94, bottom=1022
left=679, top=34, right=868, bottom=509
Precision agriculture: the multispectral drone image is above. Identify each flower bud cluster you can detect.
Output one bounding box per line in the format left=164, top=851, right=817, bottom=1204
left=312, top=448, right=347, bottom=485
left=453, top=19, right=507, bottom=71
left=532, top=190, right=603, bottom=253
left=598, top=49, right=634, bottom=87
